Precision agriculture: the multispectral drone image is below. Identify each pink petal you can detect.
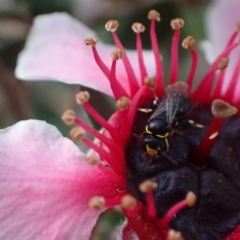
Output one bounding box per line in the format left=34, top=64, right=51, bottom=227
left=0, top=120, right=118, bottom=240
left=204, top=0, right=240, bottom=56
left=202, top=0, right=240, bottom=99
left=15, top=13, right=155, bottom=96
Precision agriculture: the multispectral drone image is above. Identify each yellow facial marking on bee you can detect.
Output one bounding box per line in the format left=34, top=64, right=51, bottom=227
left=146, top=145, right=158, bottom=156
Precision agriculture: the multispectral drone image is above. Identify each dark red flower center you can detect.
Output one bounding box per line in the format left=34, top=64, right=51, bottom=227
left=125, top=99, right=240, bottom=240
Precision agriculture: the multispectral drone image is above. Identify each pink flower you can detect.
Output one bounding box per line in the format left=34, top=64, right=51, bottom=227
left=2, top=9, right=240, bottom=240
left=200, top=0, right=240, bottom=99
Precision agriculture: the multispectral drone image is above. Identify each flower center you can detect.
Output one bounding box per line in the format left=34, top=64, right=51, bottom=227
left=62, top=9, right=240, bottom=240
left=125, top=96, right=240, bottom=239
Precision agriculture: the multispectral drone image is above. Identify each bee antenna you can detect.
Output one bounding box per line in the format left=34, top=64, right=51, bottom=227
left=162, top=152, right=179, bottom=166
left=132, top=133, right=144, bottom=143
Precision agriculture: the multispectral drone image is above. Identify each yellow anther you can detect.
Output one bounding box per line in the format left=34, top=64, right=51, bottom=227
left=61, top=110, right=75, bottom=125
left=111, top=49, right=124, bottom=60
left=182, top=36, right=196, bottom=50
left=88, top=196, right=105, bottom=210
left=170, top=18, right=184, bottom=29
left=84, top=37, right=99, bottom=46
left=139, top=180, right=158, bottom=193
left=75, top=91, right=90, bottom=104
left=116, top=97, right=131, bottom=111
left=212, top=99, right=238, bottom=118
left=186, top=191, right=197, bottom=207
left=218, top=58, right=229, bottom=71
left=148, top=10, right=161, bottom=21
left=144, top=77, right=156, bottom=89
left=121, top=195, right=137, bottom=210
left=105, top=20, right=119, bottom=32
left=69, top=127, right=85, bottom=140
left=132, top=22, right=145, bottom=33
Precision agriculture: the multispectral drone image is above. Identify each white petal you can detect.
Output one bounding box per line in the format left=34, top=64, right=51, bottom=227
left=0, top=120, right=117, bottom=240
left=15, top=13, right=155, bottom=96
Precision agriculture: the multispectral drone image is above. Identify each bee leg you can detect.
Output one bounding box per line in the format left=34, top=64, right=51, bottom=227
left=161, top=152, right=179, bottom=166
left=138, top=108, right=153, bottom=113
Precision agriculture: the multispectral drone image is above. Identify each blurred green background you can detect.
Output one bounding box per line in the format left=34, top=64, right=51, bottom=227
left=0, top=0, right=211, bottom=239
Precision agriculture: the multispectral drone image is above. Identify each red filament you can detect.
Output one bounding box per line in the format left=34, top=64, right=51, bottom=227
left=149, top=19, right=164, bottom=96
left=110, top=59, right=130, bottom=99
left=136, top=32, right=148, bottom=85
left=193, top=117, right=224, bottom=166
left=111, top=32, right=140, bottom=96
left=83, top=138, right=125, bottom=175
left=146, top=191, right=157, bottom=218
left=186, top=49, right=198, bottom=91
left=92, top=46, right=110, bottom=78
left=83, top=102, right=123, bottom=145
left=169, top=29, right=180, bottom=84
left=157, top=198, right=188, bottom=229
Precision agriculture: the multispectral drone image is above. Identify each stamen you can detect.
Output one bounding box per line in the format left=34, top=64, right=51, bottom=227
left=192, top=58, right=228, bottom=102
left=167, top=229, right=183, bottom=240
left=85, top=37, right=110, bottom=78
left=74, top=118, right=125, bottom=159
left=211, top=58, right=230, bottom=99
left=121, top=194, right=137, bottom=210
left=157, top=191, right=197, bottom=229
left=83, top=138, right=125, bottom=175
left=61, top=109, right=75, bottom=125
left=132, top=22, right=145, bottom=33
left=139, top=180, right=158, bottom=218
left=145, top=76, right=156, bottom=89
left=75, top=91, right=90, bottom=104
left=169, top=18, right=184, bottom=85
left=69, top=127, right=85, bottom=141
left=194, top=39, right=240, bottom=102
left=105, top=20, right=119, bottom=32
left=218, top=58, right=229, bottom=71
left=88, top=196, right=105, bottom=210
left=110, top=49, right=130, bottom=99
left=126, top=86, right=152, bottom=138
left=132, top=22, right=148, bottom=85
left=225, top=57, right=240, bottom=102
left=111, top=48, right=124, bottom=60
left=148, top=10, right=161, bottom=22
left=84, top=37, right=99, bottom=46
left=87, top=155, right=100, bottom=166
left=106, top=20, right=139, bottom=97
left=123, top=207, right=165, bottom=240
left=148, top=10, right=164, bottom=96
left=193, top=99, right=238, bottom=166
left=116, top=96, right=131, bottom=111
left=182, top=36, right=198, bottom=91
left=76, top=92, right=123, bottom=145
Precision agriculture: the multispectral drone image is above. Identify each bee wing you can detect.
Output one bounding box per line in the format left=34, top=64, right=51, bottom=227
left=165, top=82, right=189, bottom=125
left=149, top=82, right=189, bottom=122
left=148, top=99, right=167, bottom=120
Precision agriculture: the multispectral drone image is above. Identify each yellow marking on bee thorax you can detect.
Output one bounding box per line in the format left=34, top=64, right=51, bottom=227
left=146, top=145, right=158, bottom=156
left=145, top=126, right=152, bottom=134
left=156, top=132, right=169, bottom=138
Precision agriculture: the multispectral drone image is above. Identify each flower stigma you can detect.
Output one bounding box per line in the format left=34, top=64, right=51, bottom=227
left=62, top=10, right=240, bottom=240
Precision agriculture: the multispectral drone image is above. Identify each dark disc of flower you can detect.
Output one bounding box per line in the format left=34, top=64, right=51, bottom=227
left=125, top=101, right=240, bottom=240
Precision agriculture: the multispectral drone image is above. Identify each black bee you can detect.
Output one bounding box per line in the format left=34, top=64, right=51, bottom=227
left=142, top=82, right=192, bottom=163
